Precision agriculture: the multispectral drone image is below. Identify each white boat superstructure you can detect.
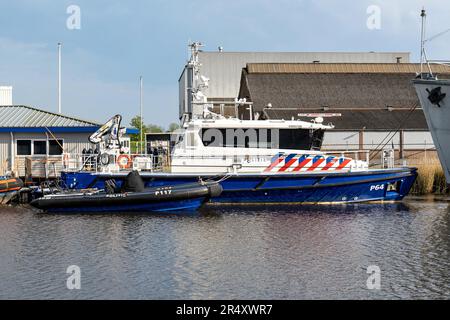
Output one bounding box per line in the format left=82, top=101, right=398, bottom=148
left=171, top=42, right=368, bottom=174
left=170, top=114, right=368, bottom=174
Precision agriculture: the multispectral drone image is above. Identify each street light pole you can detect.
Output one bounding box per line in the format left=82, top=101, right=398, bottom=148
left=140, top=76, right=143, bottom=154
left=58, top=42, right=62, bottom=113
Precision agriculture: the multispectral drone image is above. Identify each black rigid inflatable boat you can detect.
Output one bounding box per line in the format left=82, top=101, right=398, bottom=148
left=30, top=171, right=222, bottom=213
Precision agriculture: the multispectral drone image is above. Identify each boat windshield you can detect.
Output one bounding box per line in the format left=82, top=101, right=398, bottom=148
left=201, top=128, right=324, bottom=150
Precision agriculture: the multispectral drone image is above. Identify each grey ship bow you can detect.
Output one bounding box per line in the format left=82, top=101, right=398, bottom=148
left=412, top=8, right=450, bottom=183
left=413, top=76, right=450, bottom=183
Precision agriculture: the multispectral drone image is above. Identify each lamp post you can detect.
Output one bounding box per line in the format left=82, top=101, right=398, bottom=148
left=140, top=76, right=143, bottom=154
left=58, top=42, right=62, bottom=113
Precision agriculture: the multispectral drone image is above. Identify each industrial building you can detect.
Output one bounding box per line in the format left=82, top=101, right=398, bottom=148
left=179, top=50, right=410, bottom=119
left=177, top=49, right=450, bottom=164
left=0, top=105, right=101, bottom=178
left=0, top=86, right=13, bottom=105
left=237, top=62, right=450, bottom=160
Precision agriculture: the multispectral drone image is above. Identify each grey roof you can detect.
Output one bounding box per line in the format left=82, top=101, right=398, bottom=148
left=0, top=105, right=99, bottom=127
left=193, top=51, right=411, bottom=99
left=239, top=72, right=441, bottom=112
left=246, top=62, right=450, bottom=74
left=263, top=108, right=428, bottom=131
left=239, top=63, right=450, bottom=111
left=237, top=63, right=450, bottom=130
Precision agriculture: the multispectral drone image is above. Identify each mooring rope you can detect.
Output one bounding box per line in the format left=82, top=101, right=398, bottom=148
left=368, top=102, right=419, bottom=164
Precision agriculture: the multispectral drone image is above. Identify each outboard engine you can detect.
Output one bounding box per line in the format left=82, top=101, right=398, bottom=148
left=120, top=171, right=145, bottom=193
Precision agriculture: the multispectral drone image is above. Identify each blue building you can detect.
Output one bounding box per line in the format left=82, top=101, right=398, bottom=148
left=0, top=105, right=136, bottom=178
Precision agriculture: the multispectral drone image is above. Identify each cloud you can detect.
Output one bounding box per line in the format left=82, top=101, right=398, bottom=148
left=2, top=0, right=450, bottom=129
left=0, top=36, right=177, bottom=127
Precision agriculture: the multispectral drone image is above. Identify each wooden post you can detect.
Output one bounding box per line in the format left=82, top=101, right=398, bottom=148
left=399, top=130, right=404, bottom=160
left=359, top=130, right=364, bottom=160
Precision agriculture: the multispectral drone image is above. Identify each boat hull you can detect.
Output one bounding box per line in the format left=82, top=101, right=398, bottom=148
left=413, top=79, right=450, bottom=183
left=0, top=177, right=23, bottom=205
left=30, top=182, right=222, bottom=213
left=60, top=168, right=417, bottom=204
left=36, top=198, right=207, bottom=213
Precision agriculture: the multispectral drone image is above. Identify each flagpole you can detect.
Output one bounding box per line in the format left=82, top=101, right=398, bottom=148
left=58, top=42, right=62, bottom=113
left=139, top=76, right=143, bottom=154
left=420, top=9, right=426, bottom=76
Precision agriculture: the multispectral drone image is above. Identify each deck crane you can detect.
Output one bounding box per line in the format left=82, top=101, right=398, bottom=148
left=86, top=114, right=128, bottom=172
left=89, top=114, right=126, bottom=152
left=86, top=114, right=151, bottom=173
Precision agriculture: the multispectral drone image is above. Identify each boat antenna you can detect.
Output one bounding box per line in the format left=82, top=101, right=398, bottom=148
left=420, top=9, right=425, bottom=76
left=420, top=9, right=434, bottom=78
left=58, top=42, right=62, bottom=113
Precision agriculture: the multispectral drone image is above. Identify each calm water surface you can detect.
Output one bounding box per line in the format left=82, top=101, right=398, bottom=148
left=0, top=197, right=449, bottom=299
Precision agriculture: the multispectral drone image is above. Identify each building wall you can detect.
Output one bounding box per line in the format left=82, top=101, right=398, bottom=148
left=179, top=51, right=411, bottom=118
left=321, top=130, right=436, bottom=166
left=179, top=68, right=188, bottom=119
left=0, top=86, right=13, bottom=105
left=403, top=131, right=434, bottom=149
left=0, top=133, right=10, bottom=175
left=0, top=132, right=94, bottom=176
left=322, top=131, right=434, bottom=151
left=197, top=51, right=410, bottom=99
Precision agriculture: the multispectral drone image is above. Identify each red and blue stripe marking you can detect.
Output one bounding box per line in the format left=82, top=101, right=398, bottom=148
left=265, top=153, right=352, bottom=172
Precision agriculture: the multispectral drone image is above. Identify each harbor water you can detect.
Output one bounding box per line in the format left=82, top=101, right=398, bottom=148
left=0, top=197, right=449, bottom=299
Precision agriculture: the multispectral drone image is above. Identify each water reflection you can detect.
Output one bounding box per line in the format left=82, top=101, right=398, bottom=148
left=0, top=198, right=449, bottom=299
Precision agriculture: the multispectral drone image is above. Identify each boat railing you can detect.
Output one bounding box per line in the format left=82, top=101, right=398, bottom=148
left=62, top=153, right=166, bottom=173
left=172, top=148, right=397, bottom=169
left=324, top=149, right=397, bottom=168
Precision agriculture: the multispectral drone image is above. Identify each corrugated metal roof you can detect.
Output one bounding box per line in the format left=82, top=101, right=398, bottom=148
left=246, top=63, right=450, bottom=74
left=239, top=72, right=427, bottom=112
left=0, top=105, right=99, bottom=127
left=193, top=52, right=411, bottom=99
left=263, top=108, right=428, bottom=130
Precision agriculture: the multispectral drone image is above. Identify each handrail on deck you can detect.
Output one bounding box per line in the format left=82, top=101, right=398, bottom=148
left=62, top=153, right=166, bottom=173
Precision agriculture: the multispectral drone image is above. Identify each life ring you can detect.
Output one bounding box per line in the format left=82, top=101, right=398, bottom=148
left=117, top=154, right=132, bottom=169
left=100, top=153, right=110, bottom=166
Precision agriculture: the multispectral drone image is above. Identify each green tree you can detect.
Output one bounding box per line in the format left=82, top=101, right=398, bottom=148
left=148, top=124, right=164, bottom=133
left=167, top=122, right=180, bottom=132
left=129, top=116, right=164, bottom=140
left=129, top=115, right=146, bottom=142
left=129, top=116, right=165, bottom=152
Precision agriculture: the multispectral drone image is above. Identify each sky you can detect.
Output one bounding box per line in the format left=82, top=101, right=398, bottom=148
left=1, top=0, right=450, bottom=128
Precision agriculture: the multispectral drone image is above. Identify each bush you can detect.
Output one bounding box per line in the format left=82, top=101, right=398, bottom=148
left=411, top=164, right=448, bottom=195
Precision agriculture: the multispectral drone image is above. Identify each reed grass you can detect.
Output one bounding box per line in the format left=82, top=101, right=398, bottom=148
left=411, top=163, right=448, bottom=195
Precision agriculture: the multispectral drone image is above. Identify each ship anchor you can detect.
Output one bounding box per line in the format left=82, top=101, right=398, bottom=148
left=426, top=87, right=446, bottom=107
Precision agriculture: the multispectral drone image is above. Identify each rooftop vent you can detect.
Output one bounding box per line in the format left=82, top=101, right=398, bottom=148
left=0, top=86, right=12, bottom=105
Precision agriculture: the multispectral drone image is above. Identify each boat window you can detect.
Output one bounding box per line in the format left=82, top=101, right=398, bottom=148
left=49, top=140, right=64, bottom=155
left=278, top=129, right=324, bottom=150
left=33, top=141, right=47, bottom=155
left=17, top=140, right=31, bottom=155
left=202, top=128, right=271, bottom=148
left=201, top=128, right=324, bottom=150
left=120, top=140, right=130, bottom=148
